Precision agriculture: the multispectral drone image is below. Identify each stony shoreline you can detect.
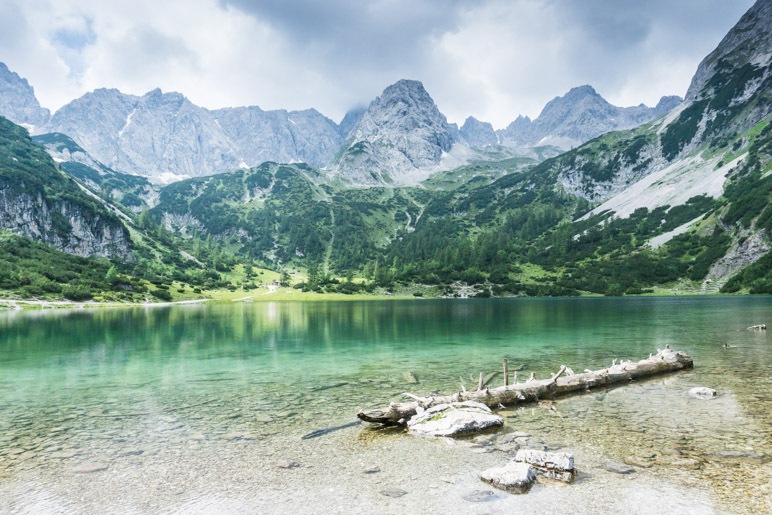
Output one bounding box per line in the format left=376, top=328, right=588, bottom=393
left=0, top=420, right=728, bottom=514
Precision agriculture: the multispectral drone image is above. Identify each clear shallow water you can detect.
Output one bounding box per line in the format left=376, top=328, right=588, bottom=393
left=0, top=297, right=770, bottom=513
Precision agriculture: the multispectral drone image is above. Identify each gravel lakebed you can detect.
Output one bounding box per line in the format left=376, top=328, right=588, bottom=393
left=2, top=380, right=768, bottom=514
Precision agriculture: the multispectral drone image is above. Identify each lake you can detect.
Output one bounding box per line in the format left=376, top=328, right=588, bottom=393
left=0, top=296, right=770, bottom=513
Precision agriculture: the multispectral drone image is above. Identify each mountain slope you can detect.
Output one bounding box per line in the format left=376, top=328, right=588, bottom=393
left=32, top=132, right=158, bottom=213
left=211, top=106, right=342, bottom=169
left=557, top=0, right=770, bottom=207
left=460, top=117, right=498, bottom=147
left=0, top=116, right=132, bottom=260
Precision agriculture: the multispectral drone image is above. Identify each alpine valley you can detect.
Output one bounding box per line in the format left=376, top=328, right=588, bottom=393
left=0, top=0, right=769, bottom=302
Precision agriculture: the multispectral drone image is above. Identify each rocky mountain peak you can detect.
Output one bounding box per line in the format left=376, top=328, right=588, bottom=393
left=539, top=85, right=613, bottom=120
left=654, top=95, right=684, bottom=116
left=498, top=85, right=682, bottom=150
left=142, top=88, right=187, bottom=108
left=563, top=84, right=602, bottom=99
left=379, top=79, right=435, bottom=107
left=460, top=116, right=498, bottom=147
left=333, top=79, right=457, bottom=185
left=0, top=62, right=51, bottom=130
left=685, top=0, right=772, bottom=102
left=347, top=79, right=452, bottom=142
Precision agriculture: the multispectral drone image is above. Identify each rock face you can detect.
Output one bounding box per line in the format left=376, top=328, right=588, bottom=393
left=0, top=190, right=132, bottom=260
left=479, top=462, right=536, bottom=494
left=497, top=85, right=682, bottom=150
left=333, top=79, right=458, bottom=185
left=47, top=88, right=238, bottom=182
left=460, top=116, right=498, bottom=147
left=0, top=62, right=50, bottom=130
left=685, top=0, right=772, bottom=102
left=45, top=88, right=342, bottom=183
left=211, top=106, right=343, bottom=169
left=407, top=401, right=503, bottom=437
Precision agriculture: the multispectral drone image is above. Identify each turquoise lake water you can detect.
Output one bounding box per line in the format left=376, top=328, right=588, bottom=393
left=0, top=296, right=770, bottom=513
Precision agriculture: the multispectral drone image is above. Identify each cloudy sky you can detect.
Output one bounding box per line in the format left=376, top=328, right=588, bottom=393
left=0, top=0, right=756, bottom=128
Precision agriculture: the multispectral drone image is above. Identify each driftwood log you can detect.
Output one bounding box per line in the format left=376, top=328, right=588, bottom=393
left=357, top=347, right=693, bottom=425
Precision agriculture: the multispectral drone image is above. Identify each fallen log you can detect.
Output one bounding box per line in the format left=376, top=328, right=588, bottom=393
left=357, top=347, right=693, bottom=425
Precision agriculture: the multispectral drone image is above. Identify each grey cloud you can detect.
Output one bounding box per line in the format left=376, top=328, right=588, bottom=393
left=553, top=0, right=755, bottom=52
left=536, top=0, right=756, bottom=100
left=221, top=0, right=466, bottom=67
left=116, top=25, right=199, bottom=78
left=218, top=0, right=755, bottom=123
left=0, top=0, right=30, bottom=49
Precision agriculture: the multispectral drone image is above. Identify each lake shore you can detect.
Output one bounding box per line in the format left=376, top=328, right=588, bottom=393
left=0, top=286, right=749, bottom=312
left=0, top=290, right=405, bottom=311
left=0, top=419, right=726, bottom=515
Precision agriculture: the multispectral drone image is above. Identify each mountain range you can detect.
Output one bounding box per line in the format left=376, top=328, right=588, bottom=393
left=1, top=63, right=680, bottom=186
left=0, top=0, right=768, bottom=301
left=497, top=86, right=682, bottom=150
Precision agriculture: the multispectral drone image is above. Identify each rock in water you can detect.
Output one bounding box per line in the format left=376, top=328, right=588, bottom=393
left=479, top=462, right=536, bottom=494
left=514, top=449, right=575, bottom=482
left=407, top=401, right=503, bottom=437
left=689, top=387, right=717, bottom=399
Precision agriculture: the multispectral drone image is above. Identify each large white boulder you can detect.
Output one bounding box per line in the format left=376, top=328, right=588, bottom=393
left=407, top=401, right=503, bottom=437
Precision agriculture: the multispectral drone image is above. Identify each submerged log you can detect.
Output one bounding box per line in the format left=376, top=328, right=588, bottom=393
left=357, top=348, right=693, bottom=425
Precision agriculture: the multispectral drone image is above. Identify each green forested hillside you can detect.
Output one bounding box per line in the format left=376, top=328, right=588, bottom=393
left=32, top=132, right=156, bottom=213
left=140, top=116, right=770, bottom=296
left=0, top=118, right=124, bottom=232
